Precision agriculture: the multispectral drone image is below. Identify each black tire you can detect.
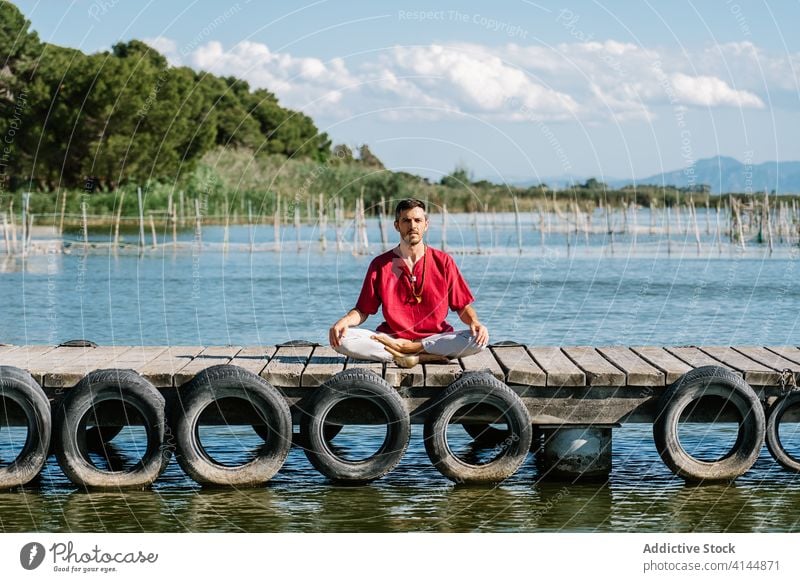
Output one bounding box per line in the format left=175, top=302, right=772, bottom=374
left=653, top=365, right=765, bottom=482
left=53, top=368, right=170, bottom=489
left=0, top=366, right=51, bottom=489
left=300, top=368, right=410, bottom=484
left=173, top=364, right=292, bottom=487
left=765, top=391, right=800, bottom=472
left=424, top=372, right=532, bottom=484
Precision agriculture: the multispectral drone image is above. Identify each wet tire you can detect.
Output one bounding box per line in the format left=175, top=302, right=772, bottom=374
left=173, top=365, right=292, bottom=487
left=653, top=365, right=765, bottom=482
left=765, top=391, right=800, bottom=472
left=300, top=368, right=410, bottom=484
left=54, top=368, right=170, bottom=490
left=0, top=366, right=51, bottom=489
left=424, top=372, right=532, bottom=484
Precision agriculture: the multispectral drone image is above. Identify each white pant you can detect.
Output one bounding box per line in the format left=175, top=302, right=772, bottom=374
left=333, top=328, right=485, bottom=362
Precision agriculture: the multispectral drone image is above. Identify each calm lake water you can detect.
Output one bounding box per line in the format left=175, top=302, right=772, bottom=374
left=1, top=217, right=800, bottom=532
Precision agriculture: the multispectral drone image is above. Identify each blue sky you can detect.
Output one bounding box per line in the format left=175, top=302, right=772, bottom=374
left=12, top=0, right=800, bottom=183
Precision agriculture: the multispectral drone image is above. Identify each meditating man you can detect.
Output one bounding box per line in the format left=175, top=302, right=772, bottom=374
left=329, top=198, right=489, bottom=368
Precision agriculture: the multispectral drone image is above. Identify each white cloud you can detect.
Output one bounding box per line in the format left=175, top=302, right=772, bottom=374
left=143, top=37, right=779, bottom=124
left=670, top=73, right=764, bottom=108
left=143, top=36, right=180, bottom=65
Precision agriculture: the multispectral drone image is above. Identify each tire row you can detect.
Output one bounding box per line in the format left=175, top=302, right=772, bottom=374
left=2, top=363, right=799, bottom=489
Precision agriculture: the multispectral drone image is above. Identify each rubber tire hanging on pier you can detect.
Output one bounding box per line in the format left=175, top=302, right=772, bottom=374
left=173, top=365, right=292, bottom=487
left=0, top=366, right=52, bottom=489
left=653, top=365, right=765, bottom=482
left=424, top=371, right=532, bottom=484
left=53, top=368, right=171, bottom=489
left=300, top=368, right=410, bottom=484
left=765, top=391, right=800, bottom=472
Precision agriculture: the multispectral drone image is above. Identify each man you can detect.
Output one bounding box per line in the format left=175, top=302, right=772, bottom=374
left=329, top=198, right=489, bottom=368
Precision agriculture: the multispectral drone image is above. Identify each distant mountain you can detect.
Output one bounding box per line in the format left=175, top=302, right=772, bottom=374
left=614, top=156, right=800, bottom=194
left=504, top=157, right=800, bottom=194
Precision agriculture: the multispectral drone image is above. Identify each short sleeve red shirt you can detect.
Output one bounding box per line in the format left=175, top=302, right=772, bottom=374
left=355, top=246, right=475, bottom=340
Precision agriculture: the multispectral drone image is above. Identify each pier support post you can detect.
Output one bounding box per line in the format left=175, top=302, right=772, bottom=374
left=537, top=425, right=613, bottom=480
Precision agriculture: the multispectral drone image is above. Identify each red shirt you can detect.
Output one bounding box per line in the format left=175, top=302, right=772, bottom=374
left=355, top=246, right=475, bottom=340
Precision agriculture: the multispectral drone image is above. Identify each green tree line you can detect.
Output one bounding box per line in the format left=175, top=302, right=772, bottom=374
left=0, top=2, right=330, bottom=193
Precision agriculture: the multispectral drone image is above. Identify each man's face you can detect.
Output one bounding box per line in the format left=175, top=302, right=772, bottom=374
left=394, top=206, right=428, bottom=246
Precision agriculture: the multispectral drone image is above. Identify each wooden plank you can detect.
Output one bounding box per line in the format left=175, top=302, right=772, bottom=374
left=344, top=358, right=384, bottom=379
left=263, top=346, right=313, bottom=387
left=764, top=346, right=800, bottom=367
left=44, top=346, right=133, bottom=388
left=490, top=346, right=545, bottom=385
left=698, top=346, right=778, bottom=385
left=423, top=361, right=462, bottom=387
left=174, top=346, right=242, bottom=386
left=563, top=347, right=625, bottom=387
left=0, top=345, right=18, bottom=354
left=734, top=346, right=800, bottom=386
left=460, top=349, right=504, bottom=381
left=0, top=345, right=57, bottom=369
left=384, top=361, right=424, bottom=388
left=631, top=347, right=693, bottom=384
left=229, top=346, right=275, bottom=377
left=138, top=346, right=204, bottom=387
left=104, top=346, right=169, bottom=370
left=596, top=346, right=664, bottom=386
left=664, top=347, right=739, bottom=376
left=527, top=347, right=584, bottom=387
left=25, top=347, right=97, bottom=384
left=302, top=346, right=346, bottom=387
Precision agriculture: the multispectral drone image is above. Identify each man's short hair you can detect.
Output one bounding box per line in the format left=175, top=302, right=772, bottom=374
left=394, top=198, right=426, bottom=221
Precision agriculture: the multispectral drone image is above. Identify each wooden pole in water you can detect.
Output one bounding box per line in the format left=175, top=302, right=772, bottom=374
left=705, top=200, right=711, bottom=235
left=2, top=214, right=9, bottom=255
left=81, top=200, right=89, bottom=248
left=360, top=193, right=369, bottom=251
left=8, top=199, right=16, bottom=253
left=474, top=211, right=481, bottom=253
left=137, top=187, right=145, bottom=250
left=378, top=196, right=388, bottom=251
left=179, top=191, right=185, bottom=227
left=59, top=190, right=67, bottom=235
left=765, top=189, right=773, bottom=255
left=223, top=195, right=230, bottom=254
left=334, top=197, right=342, bottom=252
left=149, top=214, right=157, bottom=248
left=690, top=197, right=701, bottom=253
left=715, top=202, right=722, bottom=254
left=352, top=198, right=359, bottom=256
left=248, top=201, right=254, bottom=253
left=442, top=203, right=448, bottom=252
left=195, top=198, right=202, bottom=247
left=319, top=194, right=327, bottom=252
left=273, top=195, right=281, bottom=251
left=21, top=192, right=29, bottom=256
left=666, top=204, right=672, bottom=255
left=649, top=200, right=656, bottom=235
left=294, top=203, right=301, bottom=252
left=631, top=200, right=637, bottom=249
left=114, top=189, right=125, bottom=247
left=513, top=196, right=522, bottom=253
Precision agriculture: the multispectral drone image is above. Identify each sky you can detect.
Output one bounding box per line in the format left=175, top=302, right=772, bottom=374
left=11, top=0, right=800, bottom=183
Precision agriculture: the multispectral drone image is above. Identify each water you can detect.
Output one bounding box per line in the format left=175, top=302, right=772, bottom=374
left=2, top=221, right=800, bottom=532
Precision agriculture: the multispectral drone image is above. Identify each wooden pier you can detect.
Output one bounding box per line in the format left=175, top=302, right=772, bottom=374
left=2, top=341, right=800, bottom=488
left=1, top=342, right=798, bottom=425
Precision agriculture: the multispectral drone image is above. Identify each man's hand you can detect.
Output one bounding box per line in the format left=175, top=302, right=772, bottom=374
left=329, top=319, right=349, bottom=348
left=329, top=309, right=366, bottom=348
left=470, top=321, right=489, bottom=347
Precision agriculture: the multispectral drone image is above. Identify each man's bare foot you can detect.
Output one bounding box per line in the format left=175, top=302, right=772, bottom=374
left=371, top=334, right=423, bottom=354
left=382, top=345, right=450, bottom=368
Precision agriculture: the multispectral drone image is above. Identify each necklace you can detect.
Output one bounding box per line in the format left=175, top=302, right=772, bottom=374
left=409, top=247, right=427, bottom=303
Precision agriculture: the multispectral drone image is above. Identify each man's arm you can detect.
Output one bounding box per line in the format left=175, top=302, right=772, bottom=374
left=329, top=308, right=367, bottom=347
left=457, top=304, right=489, bottom=346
